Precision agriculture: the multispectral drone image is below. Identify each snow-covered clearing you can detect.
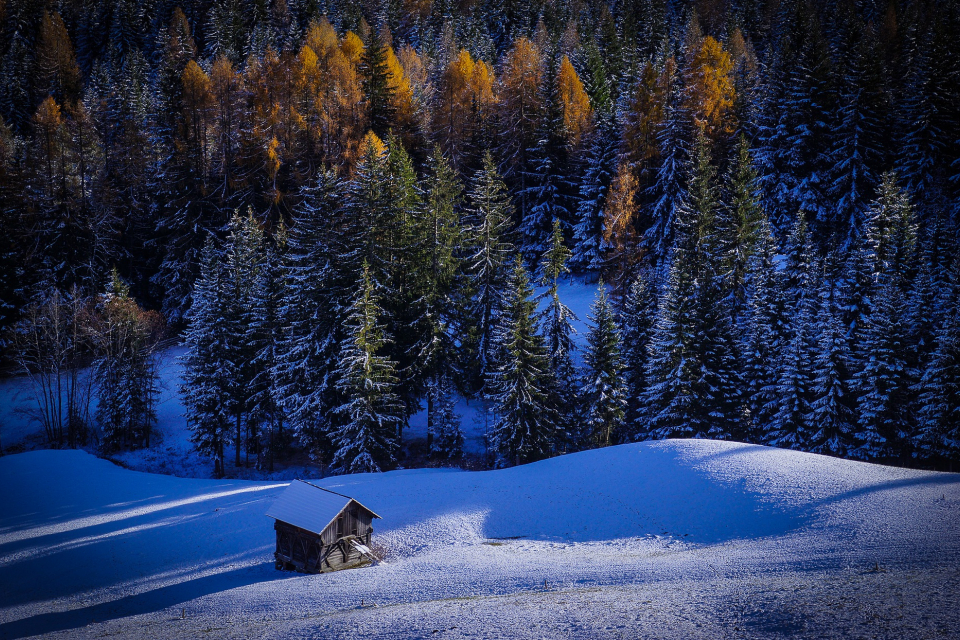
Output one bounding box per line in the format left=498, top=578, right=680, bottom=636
left=1, top=439, right=958, bottom=639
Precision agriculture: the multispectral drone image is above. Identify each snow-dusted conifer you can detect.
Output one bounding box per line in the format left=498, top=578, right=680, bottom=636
left=765, top=280, right=817, bottom=450
left=181, top=236, right=232, bottom=478
left=248, top=229, right=285, bottom=471
left=725, top=135, right=765, bottom=317
left=428, top=376, right=464, bottom=463
left=809, top=281, right=858, bottom=457
left=539, top=218, right=579, bottom=440
left=853, top=278, right=912, bottom=459
left=487, top=256, right=558, bottom=466
left=275, top=170, right=344, bottom=461
left=642, top=131, right=741, bottom=440
left=621, top=270, right=657, bottom=439
left=572, top=115, right=617, bottom=271
left=915, top=295, right=960, bottom=468
left=332, top=262, right=402, bottom=474
left=415, top=148, right=466, bottom=452
left=466, top=152, right=516, bottom=392
left=742, top=217, right=787, bottom=441
left=582, top=282, right=627, bottom=447
left=223, top=209, right=264, bottom=468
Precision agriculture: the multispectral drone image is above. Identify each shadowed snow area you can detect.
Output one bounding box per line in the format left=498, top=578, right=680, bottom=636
left=1, top=440, right=958, bottom=639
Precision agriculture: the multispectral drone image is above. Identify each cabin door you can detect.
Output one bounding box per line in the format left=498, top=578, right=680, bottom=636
left=336, top=515, right=344, bottom=538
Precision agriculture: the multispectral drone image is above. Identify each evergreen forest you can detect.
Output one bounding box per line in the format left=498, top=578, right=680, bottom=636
left=2, top=0, right=960, bottom=475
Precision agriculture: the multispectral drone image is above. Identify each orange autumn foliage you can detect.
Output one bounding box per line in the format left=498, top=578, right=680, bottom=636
left=557, top=55, right=593, bottom=148
left=683, top=36, right=736, bottom=140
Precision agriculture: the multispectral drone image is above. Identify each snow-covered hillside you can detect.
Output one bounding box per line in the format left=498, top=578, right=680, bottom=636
left=1, top=439, right=958, bottom=639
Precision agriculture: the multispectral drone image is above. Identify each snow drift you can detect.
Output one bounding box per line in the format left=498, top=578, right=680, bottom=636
left=1, top=439, right=958, bottom=639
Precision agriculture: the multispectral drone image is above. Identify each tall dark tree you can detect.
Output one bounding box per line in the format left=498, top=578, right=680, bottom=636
left=582, top=281, right=626, bottom=448
left=487, top=256, right=558, bottom=466
left=332, top=262, right=403, bottom=474
left=360, top=29, right=396, bottom=139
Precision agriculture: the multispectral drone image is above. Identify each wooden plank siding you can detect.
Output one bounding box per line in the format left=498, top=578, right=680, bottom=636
left=273, top=500, right=376, bottom=573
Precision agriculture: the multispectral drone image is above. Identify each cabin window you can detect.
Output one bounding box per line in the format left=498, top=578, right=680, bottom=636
left=336, top=515, right=344, bottom=538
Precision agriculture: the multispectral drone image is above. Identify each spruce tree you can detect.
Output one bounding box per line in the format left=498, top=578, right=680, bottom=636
left=332, top=262, right=403, bottom=474
left=725, top=135, right=765, bottom=318
left=572, top=114, right=617, bottom=272
left=466, top=152, right=516, bottom=393
left=915, top=300, right=960, bottom=469
left=742, top=217, right=787, bottom=442
left=428, top=376, right=465, bottom=463
left=809, top=281, right=857, bottom=457
left=765, top=280, right=817, bottom=450
left=641, top=132, right=740, bottom=440
left=276, top=171, right=344, bottom=462
left=223, top=210, right=264, bottom=468
left=582, top=281, right=627, bottom=448
left=360, top=29, right=396, bottom=139
left=248, top=230, right=285, bottom=471
left=853, top=278, right=913, bottom=460
left=487, top=256, right=558, bottom=466
left=539, top=218, right=579, bottom=441
left=415, top=148, right=466, bottom=455
left=181, top=236, right=232, bottom=478
left=621, top=270, right=657, bottom=439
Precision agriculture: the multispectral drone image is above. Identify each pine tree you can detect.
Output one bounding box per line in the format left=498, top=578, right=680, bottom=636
left=641, top=132, right=740, bottom=440
left=765, top=279, right=817, bottom=450
left=94, top=270, right=161, bottom=452
left=415, top=148, right=466, bottom=454
left=360, top=29, right=397, bottom=139
left=223, top=210, right=265, bottom=468
left=466, top=152, right=516, bottom=393
left=853, top=278, right=913, bottom=460
left=332, top=262, right=403, bottom=474
left=572, top=114, right=617, bottom=271
left=539, top=218, right=579, bottom=443
left=742, top=217, right=787, bottom=441
left=248, top=230, right=285, bottom=472
left=487, top=256, right=558, bottom=466
left=621, top=270, right=657, bottom=439
left=646, top=83, right=689, bottom=262
left=276, top=171, right=344, bottom=462
left=518, top=56, right=572, bottom=262
left=809, top=281, right=857, bottom=457
left=725, top=135, right=765, bottom=317
left=915, top=296, right=960, bottom=468
left=181, top=236, right=232, bottom=478
left=582, top=281, right=627, bottom=448
left=428, top=376, right=464, bottom=463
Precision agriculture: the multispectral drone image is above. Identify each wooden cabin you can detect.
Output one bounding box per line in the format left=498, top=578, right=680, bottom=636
left=266, top=480, right=381, bottom=574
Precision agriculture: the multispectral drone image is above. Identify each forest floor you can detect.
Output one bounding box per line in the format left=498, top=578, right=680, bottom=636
left=1, top=439, right=958, bottom=639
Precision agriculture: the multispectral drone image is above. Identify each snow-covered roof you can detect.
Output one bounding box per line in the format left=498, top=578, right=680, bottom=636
left=266, top=480, right=380, bottom=536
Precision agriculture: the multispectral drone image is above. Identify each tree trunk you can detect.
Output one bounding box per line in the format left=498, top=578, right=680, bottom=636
left=236, top=413, right=242, bottom=467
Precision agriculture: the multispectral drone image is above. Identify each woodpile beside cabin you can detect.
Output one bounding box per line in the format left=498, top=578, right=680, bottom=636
left=266, top=480, right=381, bottom=574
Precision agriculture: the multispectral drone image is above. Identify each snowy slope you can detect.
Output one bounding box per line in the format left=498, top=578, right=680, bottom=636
left=1, top=439, right=958, bottom=639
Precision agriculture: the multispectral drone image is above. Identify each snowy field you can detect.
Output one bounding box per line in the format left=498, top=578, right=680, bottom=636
left=1, top=439, right=958, bottom=639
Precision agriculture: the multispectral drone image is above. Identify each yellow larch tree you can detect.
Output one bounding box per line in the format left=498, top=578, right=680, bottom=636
left=682, top=35, right=736, bottom=141
left=182, top=60, right=213, bottom=188
left=603, top=162, right=640, bottom=292
left=557, top=55, right=593, bottom=149
left=36, top=11, right=81, bottom=105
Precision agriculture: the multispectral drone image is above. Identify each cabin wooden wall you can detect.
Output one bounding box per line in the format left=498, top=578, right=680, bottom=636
left=273, top=503, right=375, bottom=573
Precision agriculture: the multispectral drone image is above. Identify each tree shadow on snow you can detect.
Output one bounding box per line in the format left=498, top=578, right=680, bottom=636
left=0, top=563, right=296, bottom=640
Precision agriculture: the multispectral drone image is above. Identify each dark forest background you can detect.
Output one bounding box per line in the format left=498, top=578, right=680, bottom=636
left=2, top=0, right=959, bottom=475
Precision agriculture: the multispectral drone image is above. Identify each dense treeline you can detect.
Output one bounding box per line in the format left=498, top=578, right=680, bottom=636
left=2, top=0, right=960, bottom=472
